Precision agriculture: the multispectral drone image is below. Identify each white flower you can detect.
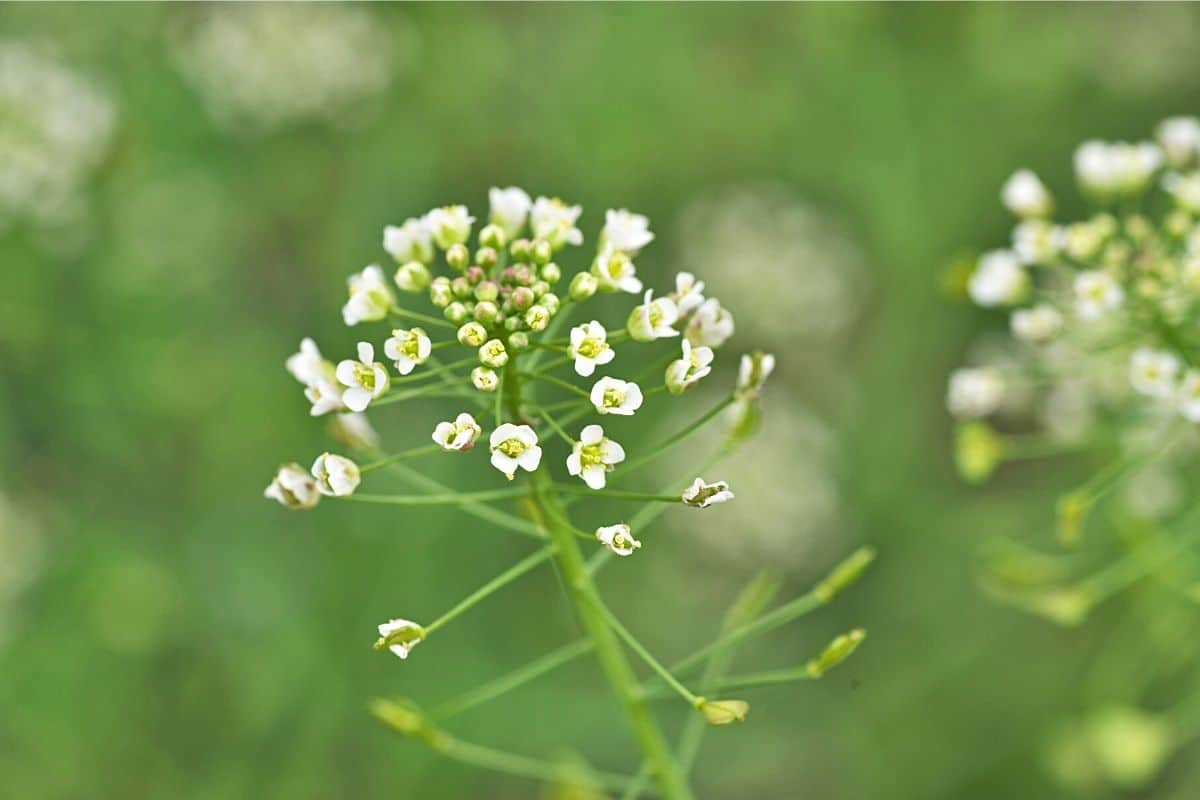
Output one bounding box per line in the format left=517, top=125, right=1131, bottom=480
left=264, top=463, right=320, bottom=510
left=310, top=452, right=361, bottom=496
left=286, top=337, right=336, bottom=386
left=592, top=243, right=643, bottom=294
left=433, top=412, right=482, bottom=452
left=472, top=366, right=499, bottom=392
left=1012, top=220, right=1063, bottom=265
left=627, top=290, right=680, bottom=342
left=305, top=379, right=347, bottom=416
left=1010, top=305, right=1063, bottom=344
left=968, top=250, right=1027, bottom=307
left=488, top=186, right=532, bottom=238
left=1074, top=270, right=1124, bottom=320
left=670, top=272, right=706, bottom=316
left=1163, top=171, right=1200, bottom=213
left=375, top=618, right=425, bottom=660
left=681, top=477, right=734, bottom=508
left=1177, top=371, right=1200, bottom=421
left=685, top=297, right=735, bottom=348
left=393, top=261, right=431, bottom=293
left=590, top=377, right=644, bottom=416
left=946, top=367, right=1003, bottom=418
left=596, top=524, right=641, bottom=556
left=566, top=425, right=625, bottom=490
left=602, top=209, right=654, bottom=254
left=383, top=217, right=434, bottom=264
left=665, top=339, right=714, bottom=395
left=478, top=338, right=509, bottom=368
left=330, top=412, right=379, bottom=451
left=569, top=321, right=616, bottom=377
left=342, top=264, right=395, bottom=326
left=1129, top=348, right=1180, bottom=398
left=336, top=342, right=390, bottom=412
left=383, top=328, right=432, bottom=375
left=424, top=205, right=474, bottom=249
left=1001, top=169, right=1053, bottom=218
left=1156, top=116, right=1200, bottom=167
left=736, top=351, right=776, bottom=399
left=489, top=423, right=542, bottom=479
left=1074, top=140, right=1162, bottom=195
left=531, top=196, right=583, bottom=249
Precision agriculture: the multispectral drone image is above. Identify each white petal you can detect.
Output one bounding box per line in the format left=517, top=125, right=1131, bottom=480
left=357, top=342, right=374, bottom=363
left=343, top=387, right=371, bottom=412
left=518, top=446, right=542, bottom=472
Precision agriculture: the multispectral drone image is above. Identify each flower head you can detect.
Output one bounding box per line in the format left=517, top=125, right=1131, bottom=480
left=1074, top=270, right=1124, bottom=320
left=343, top=264, right=395, bottom=326
left=685, top=297, right=735, bottom=348
left=1074, top=140, right=1162, bottom=196
left=1001, top=169, right=1053, bottom=218
left=425, top=205, right=474, bottom=249
left=478, top=338, right=509, bottom=369
left=336, top=342, right=390, bottom=412
left=305, top=379, right=347, bottom=416
left=1011, top=304, right=1063, bottom=344
left=968, top=250, right=1028, bottom=307
left=596, top=523, right=641, bottom=556
left=433, top=412, right=482, bottom=452
left=736, top=351, right=776, bottom=399
left=592, top=243, right=643, bottom=294
left=489, top=186, right=532, bottom=239
left=383, top=218, right=434, bottom=264
left=287, top=337, right=336, bottom=386
left=946, top=367, right=1003, bottom=419
left=627, top=290, right=680, bottom=342
left=375, top=618, right=425, bottom=660
left=665, top=339, right=714, bottom=395
left=601, top=208, right=654, bottom=254
left=384, top=328, right=432, bottom=375
left=489, top=423, right=542, bottom=479
left=590, top=377, right=644, bottom=416
left=1012, top=220, right=1063, bottom=265
left=264, top=463, right=320, bottom=510
left=1129, top=348, right=1180, bottom=398
left=531, top=196, right=583, bottom=249
left=569, top=321, right=616, bottom=377
left=567, top=425, right=625, bottom=490
left=682, top=477, right=735, bottom=508
left=311, top=452, right=361, bottom=496
left=670, top=272, right=706, bottom=316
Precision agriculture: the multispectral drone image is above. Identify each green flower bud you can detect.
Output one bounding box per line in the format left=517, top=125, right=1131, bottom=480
left=814, top=546, right=876, bottom=603
left=511, top=264, right=534, bottom=286
left=699, top=699, right=749, bottom=726
left=569, top=271, right=598, bottom=301
left=531, top=280, right=550, bottom=298
left=542, top=292, right=560, bottom=314
left=525, top=305, right=550, bottom=331
left=531, top=238, right=553, bottom=265
left=479, top=223, right=506, bottom=250
left=474, top=300, right=499, bottom=325
left=508, top=331, right=530, bottom=350
left=511, top=286, right=535, bottom=311
left=1057, top=491, right=1092, bottom=546
left=429, top=277, right=453, bottom=308
left=444, top=301, right=469, bottom=324
left=806, top=628, right=866, bottom=678
left=471, top=366, right=499, bottom=392
left=476, top=246, right=498, bottom=269
left=394, top=261, right=431, bottom=293
left=446, top=242, right=470, bottom=271
left=451, top=276, right=472, bottom=299
left=475, top=281, right=499, bottom=302
left=510, top=238, right=532, bottom=262
left=504, top=316, right=522, bottom=332
left=479, top=338, right=509, bottom=368
left=541, top=262, right=562, bottom=284
left=457, top=321, right=488, bottom=347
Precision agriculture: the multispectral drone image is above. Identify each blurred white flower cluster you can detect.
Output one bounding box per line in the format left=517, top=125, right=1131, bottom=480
left=0, top=41, right=115, bottom=230
left=174, top=4, right=402, bottom=133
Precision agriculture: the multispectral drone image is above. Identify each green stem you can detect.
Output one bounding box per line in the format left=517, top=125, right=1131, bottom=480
left=425, top=546, right=555, bottom=635
left=390, top=305, right=458, bottom=331
left=373, top=383, right=477, bottom=407
left=338, top=487, right=528, bottom=506
left=618, top=396, right=735, bottom=475
left=432, top=639, right=594, bottom=720
left=552, top=484, right=680, bottom=504
left=444, top=738, right=638, bottom=793
left=520, top=370, right=591, bottom=399
left=537, top=408, right=575, bottom=445
left=360, top=443, right=441, bottom=472
left=389, top=356, right=477, bottom=386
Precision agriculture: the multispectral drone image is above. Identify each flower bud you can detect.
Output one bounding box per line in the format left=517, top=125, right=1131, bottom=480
left=451, top=276, right=472, bottom=299
left=394, top=261, right=431, bottom=293
left=569, top=271, right=598, bottom=301
left=374, top=618, right=426, bottom=659
left=444, top=301, right=469, bottom=324
left=479, top=223, right=507, bottom=250
left=503, top=316, right=522, bottom=332
left=511, top=286, right=535, bottom=311
left=542, top=293, right=560, bottom=314
left=510, top=238, right=532, bottom=261
left=508, top=331, right=530, bottom=350
left=464, top=265, right=485, bottom=285
left=531, top=280, right=550, bottom=298
left=474, top=300, right=499, bottom=325
left=311, top=452, right=361, bottom=497
left=446, top=242, right=470, bottom=271
left=955, top=421, right=1005, bottom=485
left=264, top=463, right=321, bottom=510
left=429, top=277, right=453, bottom=308
left=699, top=699, right=749, bottom=726
left=531, top=238, right=553, bottom=265
left=471, top=366, right=499, bottom=392
left=457, top=321, right=488, bottom=347
left=476, top=246, right=498, bottom=269
left=525, top=305, right=550, bottom=331
left=814, top=546, right=876, bottom=602
left=511, top=264, right=534, bottom=286
left=475, top=280, right=499, bottom=302
left=541, top=262, right=562, bottom=284
left=805, top=628, right=866, bottom=678
left=478, top=338, right=509, bottom=368
left=1057, top=490, right=1092, bottom=546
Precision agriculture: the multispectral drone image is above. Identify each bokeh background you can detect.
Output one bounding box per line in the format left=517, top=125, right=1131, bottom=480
left=4, top=3, right=1200, bottom=798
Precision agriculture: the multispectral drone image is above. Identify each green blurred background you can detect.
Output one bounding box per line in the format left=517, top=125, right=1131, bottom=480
left=4, top=3, right=1200, bottom=798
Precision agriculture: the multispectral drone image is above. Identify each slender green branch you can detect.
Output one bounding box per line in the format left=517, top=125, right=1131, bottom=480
left=520, top=370, right=591, bottom=399
left=390, top=305, right=458, bottom=331
left=360, top=443, right=441, bottom=473
left=538, top=408, right=576, bottom=445
left=338, top=487, right=528, bottom=506
left=445, top=738, right=638, bottom=793
left=389, top=356, right=477, bottom=386
left=552, top=484, right=681, bottom=504
left=373, top=383, right=478, bottom=407
left=424, top=546, right=556, bottom=635
left=618, top=396, right=735, bottom=475
left=523, top=302, right=575, bottom=372
left=432, top=639, right=594, bottom=720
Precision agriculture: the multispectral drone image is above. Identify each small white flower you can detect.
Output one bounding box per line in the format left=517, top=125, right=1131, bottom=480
left=592, top=243, right=643, bottom=294
left=946, top=367, right=1003, bottom=419
left=1130, top=348, right=1180, bottom=398
left=968, top=250, right=1027, bottom=307
left=596, top=523, right=641, bottom=556
left=489, top=423, right=542, bottom=479
left=685, top=297, right=735, bottom=348
left=375, top=618, right=425, bottom=660
left=590, top=377, right=644, bottom=416
left=264, top=463, right=320, bottom=510
left=383, top=218, right=434, bottom=264
left=1012, top=220, right=1063, bottom=265
left=601, top=208, right=654, bottom=254
left=383, top=327, right=432, bottom=375
left=329, top=412, right=379, bottom=451
left=627, top=290, right=680, bottom=342
left=1163, top=171, right=1200, bottom=213
left=305, top=379, right=347, bottom=416
left=424, top=205, right=475, bottom=249
left=342, top=264, right=395, bottom=326
left=681, top=477, right=734, bottom=508
left=736, top=351, right=776, bottom=399
left=1074, top=140, right=1162, bottom=195
left=1010, top=305, right=1063, bottom=344
left=1156, top=116, right=1200, bottom=167
left=478, top=338, right=509, bottom=369
left=1001, top=169, right=1053, bottom=218
left=393, top=261, right=431, bottom=293
left=287, top=337, right=336, bottom=386
left=336, top=342, right=390, bottom=412
left=471, top=366, right=499, bottom=392
left=488, top=186, right=532, bottom=238
left=1074, top=270, right=1124, bottom=320
left=665, top=339, right=714, bottom=395
left=531, top=196, right=583, bottom=249
left=670, top=271, right=706, bottom=316
left=569, top=321, right=616, bottom=377
left=310, top=452, right=361, bottom=497
left=1177, top=370, right=1200, bottom=422
left=566, top=424, right=625, bottom=490
left=432, top=412, right=482, bottom=452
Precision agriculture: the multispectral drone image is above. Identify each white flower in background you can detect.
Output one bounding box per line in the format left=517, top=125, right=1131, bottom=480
left=968, top=250, right=1027, bottom=307
left=383, top=217, right=434, bottom=264
left=264, top=463, right=321, bottom=510
left=393, top=261, right=431, bottom=293
left=569, top=321, right=616, bottom=377
left=567, top=425, right=625, bottom=490
left=665, top=339, right=714, bottom=395
left=432, top=412, right=482, bottom=452
left=592, top=243, right=643, bottom=294
left=1001, top=169, right=1053, bottom=218
left=336, top=342, right=390, bottom=412
left=1012, top=220, right=1063, bottom=265
left=670, top=272, right=706, bottom=316
left=471, top=366, right=499, bottom=392
left=601, top=209, right=654, bottom=254
left=685, top=297, right=735, bottom=348
left=174, top=4, right=397, bottom=133
left=531, top=196, right=583, bottom=249
left=286, top=338, right=336, bottom=386
left=0, top=42, right=115, bottom=229
left=1156, top=116, right=1200, bottom=167
left=946, top=367, right=1004, bottom=418
left=343, top=265, right=395, bottom=326
left=329, top=412, right=379, bottom=451
left=1074, top=270, right=1124, bottom=320
left=488, top=186, right=532, bottom=238
left=1074, top=140, right=1163, bottom=195
left=627, top=290, right=679, bottom=342
left=489, top=424, right=542, bottom=479
left=682, top=477, right=735, bottom=508
left=425, top=205, right=474, bottom=250
left=1177, top=371, right=1200, bottom=421
left=305, top=379, right=346, bottom=417
left=311, top=452, right=361, bottom=496
left=1011, top=305, right=1064, bottom=344
left=590, top=377, right=644, bottom=416
left=596, top=524, right=641, bottom=556
left=375, top=618, right=425, bottom=660
left=1129, top=348, right=1180, bottom=398
left=384, top=327, right=431, bottom=375
left=1162, top=171, right=1200, bottom=213
left=736, top=351, right=776, bottom=399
